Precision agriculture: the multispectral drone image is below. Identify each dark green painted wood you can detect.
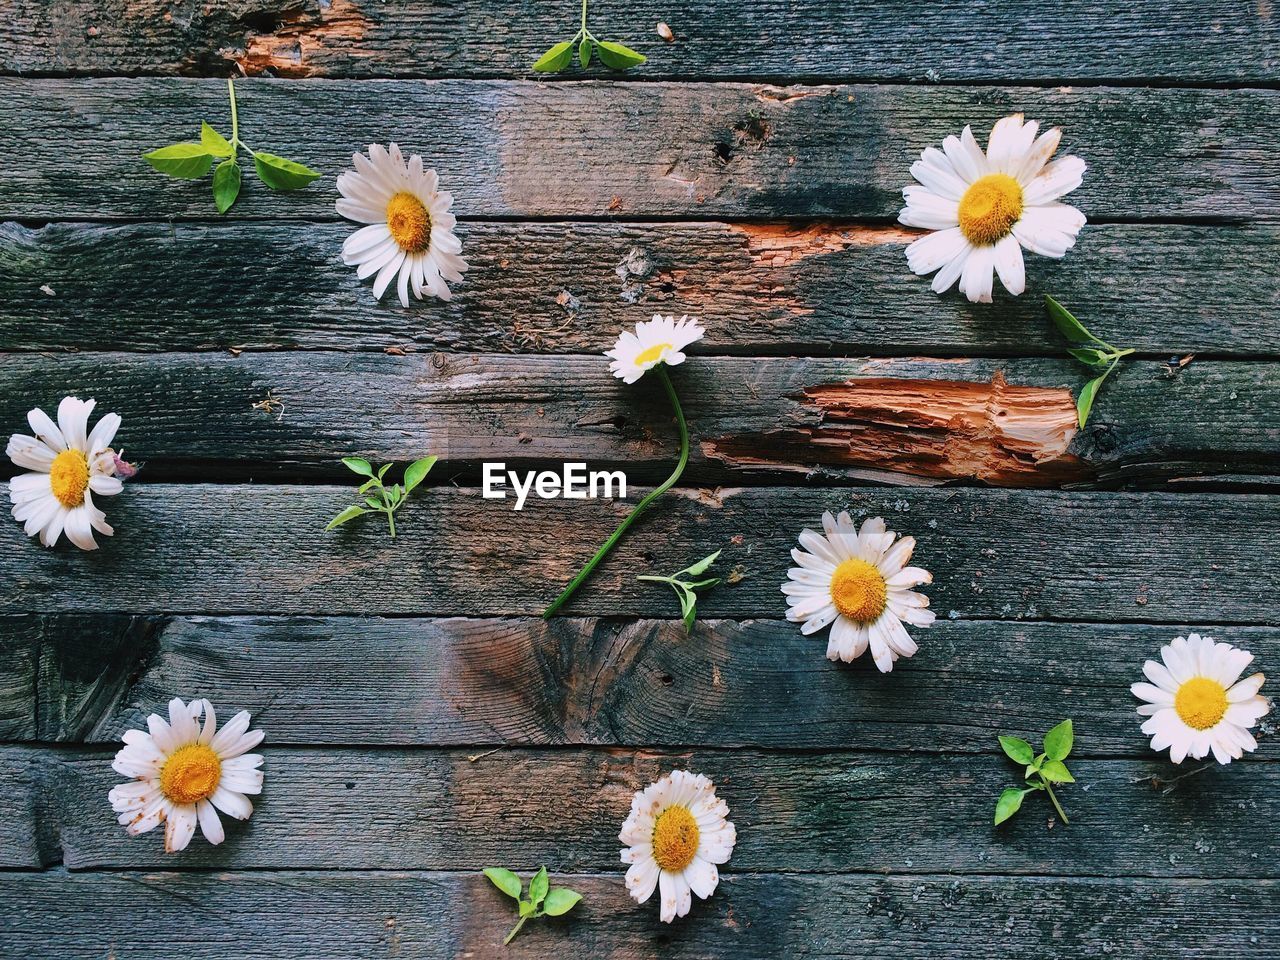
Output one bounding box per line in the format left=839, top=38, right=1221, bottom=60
left=1, top=488, right=1277, bottom=620
left=12, top=614, right=1277, bottom=754
left=5, top=79, right=1278, bottom=220
left=3, top=745, right=1276, bottom=874
left=2, top=353, right=1276, bottom=487
left=0, top=870, right=1274, bottom=959
left=3, top=0, right=1276, bottom=84
left=2, top=222, right=1278, bottom=356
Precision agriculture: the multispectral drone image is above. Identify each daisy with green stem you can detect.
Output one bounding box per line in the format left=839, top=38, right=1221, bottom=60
left=543, top=315, right=704, bottom=617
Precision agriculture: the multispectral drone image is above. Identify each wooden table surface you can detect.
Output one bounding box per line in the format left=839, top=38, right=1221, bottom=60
left=2, top=2, right=1278, bottom=957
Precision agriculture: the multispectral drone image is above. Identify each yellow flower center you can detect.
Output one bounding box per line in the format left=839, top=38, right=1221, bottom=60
left=49, top=449, right=90, bottom=508
left=1174, top=677, right=1228, bottom=731
left=635, top=342, right=672, bottom=366
left=159, top=744, right=222, bottom=805
left=957, top=173, right=1024, bottom=246
left=652, top=804, right=700, bottom=873
left=830, top=558, right=888, bottom=624
left=385, top=192, right=432, bottom=253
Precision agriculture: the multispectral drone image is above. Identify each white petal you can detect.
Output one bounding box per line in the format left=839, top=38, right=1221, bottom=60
left=992, top=233, right=1025, bottom=296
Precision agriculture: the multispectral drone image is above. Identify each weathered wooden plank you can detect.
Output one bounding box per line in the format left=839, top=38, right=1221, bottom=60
left=17, top=614, right=1279, bottom=754
left=0, top=752, right=47, bottom=867
left=3, top=353, right=1277, bottom=488
left=5, top=745, right=1276, bottom=874
left=2, top=488, right=1276, bottom=620
left=0, top=870, right=1274, bottom=959
left=5, top=0, right=1277, bottom=84
left=4, top=221, right=1278, bottom=356
left=6, top=79, right=1279, bottom=220
left=0, top=618, right=36, bottom=739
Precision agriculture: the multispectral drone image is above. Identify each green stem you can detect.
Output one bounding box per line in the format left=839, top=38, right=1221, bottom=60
left=580, top=0, right=589, bottom=34
left=1043, top=782, right=1069, bottom=824
left=227, top=77, right=239, bottom=151
left=502, top=915, right=527, bottom=946
left=543, top=364, right=689, bottom=617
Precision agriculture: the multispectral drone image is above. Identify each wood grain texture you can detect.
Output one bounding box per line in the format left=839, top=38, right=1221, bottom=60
left=3, top=0, right=1276, bottom=84
left=0, top=869, right=1275, bottom=959
left=6, top=79, right=1279, bottom=220
left=0, top=618, right=37, bottom=740
left=4, top=745, right=1277, bottom=874
left=15, top=614, right=1278, bottom=753
left=4, top=221, right=1278, bottom=356
left=3, top=353, right=1277, bottom=487
left=1, top=488, right=1277, bottom=620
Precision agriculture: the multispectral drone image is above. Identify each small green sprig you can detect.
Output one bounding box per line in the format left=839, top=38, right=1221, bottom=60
left=483, top=866, right=582, bottom=945
left=995, top=719, right=1076, bottom=826
left=326, top=456, right=436, bottom=538
left=637, top=549, right=721, bottom=632
left=1046, top=296, right=1134, bottom=427
left=143, top=78, right=321, bottom=214
left=532, top=0, right=647, bottom=73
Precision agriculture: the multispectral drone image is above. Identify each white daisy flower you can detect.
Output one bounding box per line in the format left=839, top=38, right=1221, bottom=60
left=619, top=770, right=736, bottom=923
left=7, top=396, right=123, bottom=550
left=1132, top=634, right=1269, bottom=765
left=606, top=314, right=705, bottom=385
left=782, top=512, right=935, bottom=672
left=336, top=142, right=468, bottom=307
left=899, top=114, right=1087, bottom=303
left=109, top=698, right=265, bottom=853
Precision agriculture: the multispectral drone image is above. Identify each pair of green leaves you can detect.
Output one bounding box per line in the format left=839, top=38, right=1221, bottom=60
left=143, top=78, right=320, bottom=213
left=483, top=866, right=582, bottom=945
left=637, top=549, right=721, bottom=632
left=532, top=0, right=647, bottom=72
left=995, top=719, right=1076, bottom=825
left=533, top=37, right=647, bottom=72
left=326, top=456, right=436, bottom=538
left=1046, top=296, right=1135, bottom=427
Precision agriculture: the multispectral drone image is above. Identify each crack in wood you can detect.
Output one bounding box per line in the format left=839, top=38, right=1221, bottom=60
left=222, top=0, right=371, bottom=77
left=703, top=372, right=1089, bottom=487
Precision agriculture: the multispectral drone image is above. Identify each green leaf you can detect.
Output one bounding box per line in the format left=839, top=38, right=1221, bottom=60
left=143, top=143, right=214, bottom=179
left=1076, top=369, right=1112, bottom=428
left=529, top=866, right=549, bottom=906
left=252, top=152, right=322, bottom=191
left=542, top=888, right=582, bottom=916
left=364, top=496, right=383, bottom=510
left=1045, top=295, right=1104, bottom=346
left=998, top=736, right=1035, bottom=765
left=1066, top=347, right=1111, bottom=369
left=1024, top=764, right=1039, bottom=780
left=211, top=160, right=241, bottom=214
left=532, top=40, right=574, bottom=72
left=684, top=577, right=720, bottom=591
left=518, top=900, right=536, bottom=918
left=377, top=463, right=393, bottom=481
left=1039, top=759, right=1075, bottom=783
left=341, top=457, right=375, bottom=478
left=994, top=787, right=1028, bottom=825
left=578, top=37, right=592, bottom=68
left=595, top=40, right=647, bottom=69
left=482, top=867, right=522, bottom=900
left=679, top=588, right=697, bottom=632
left=679, top=549, right=721, bottom=578
left=200, top=121, right=234, bottom=158
left=1044, top=719, right=1074, bottom=761
left=325, top=505, right=369, bottom=530
left=404, top=456, right=437, bottom=493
